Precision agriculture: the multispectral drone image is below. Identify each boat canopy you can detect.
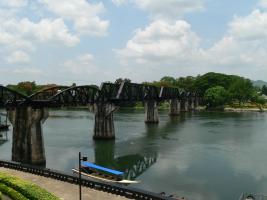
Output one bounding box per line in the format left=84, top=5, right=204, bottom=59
left=81, top=162, right=124, bottom=176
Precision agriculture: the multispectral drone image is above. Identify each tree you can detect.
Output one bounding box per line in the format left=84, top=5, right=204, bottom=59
left=160, top=76, right=176, bottom=87
left=176, top=76, right=196, bottom=92
left=228, top=78, right=254, bottom=105
left=204, top=86, right=228, bottom=109
left=195, top=72, right=240, bottom=96
left=115, top=78, right=131, bottom=84
left=262, top=85, right=267, bottom=95
left=8, top=81, right=37, bottom=96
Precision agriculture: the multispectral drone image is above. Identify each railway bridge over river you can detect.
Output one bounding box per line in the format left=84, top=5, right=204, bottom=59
left=0, top=82, right=200, bottom=165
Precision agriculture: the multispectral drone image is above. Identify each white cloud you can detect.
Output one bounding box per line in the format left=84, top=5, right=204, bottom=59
left=115, top=8, right=267, bottom=81
left=208, top=9, right=267, bottom=69
left=2, top=17, right=79, bottom=47
left=229, top=10, right=267, bottom=41
left=115, top=20, right=202, bottom=65
left=41, top=0, right=109, bottom=36
left=63, top=53, right=97, bottom=74
left=13, top=67, right=42, bottom=75
left=1, top=0, right=28, bottom=8
left=259, top=0, right=267, bottom=8
left=112, top=0, right=127, bottom=6
left=6, top=50, right=30, bottom=64
left=112, top=0, right=204, bottom=19
left=0, top=31, right=34, bottom=51
left=55, top=53, right=112, bottom=84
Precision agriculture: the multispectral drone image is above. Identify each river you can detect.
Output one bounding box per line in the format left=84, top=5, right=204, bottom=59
left=1, top=109, right=267, bottom=200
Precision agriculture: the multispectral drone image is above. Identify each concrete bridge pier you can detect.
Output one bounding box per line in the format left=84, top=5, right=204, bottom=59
left=188, top=98, right=194, bottom=111
left=7, top=106, right=48, bottom=165
left=180, top=99, right=188, bottom=112
left=93, top=103, right=117, bottom=140
left=145, top=100, right=159, bottom=123
left=169, top=99, right=180, bottom=116
left=194, top=97, right=199, bottom=110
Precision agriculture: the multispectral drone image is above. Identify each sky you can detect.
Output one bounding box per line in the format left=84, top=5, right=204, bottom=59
left=0, top=0, right=267, bottom=85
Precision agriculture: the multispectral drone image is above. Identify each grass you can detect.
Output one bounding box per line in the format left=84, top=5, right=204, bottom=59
left=0, top=172, right=60, bottom=200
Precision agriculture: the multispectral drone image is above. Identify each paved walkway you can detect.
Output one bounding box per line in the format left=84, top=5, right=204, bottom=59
left=0, top=167, right=128, bottom=200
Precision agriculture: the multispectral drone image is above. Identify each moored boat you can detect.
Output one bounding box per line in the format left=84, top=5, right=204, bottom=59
left=72, top=161, right=140, bottom=184
left=239, top=193, right=267, bottom=200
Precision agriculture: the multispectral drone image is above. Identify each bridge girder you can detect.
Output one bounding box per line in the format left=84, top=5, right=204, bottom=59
left=28, top=86, right=69, bottom=101
left=0, top=83, right=201, bottom=108
left=49, top=85, right=100, bottom=107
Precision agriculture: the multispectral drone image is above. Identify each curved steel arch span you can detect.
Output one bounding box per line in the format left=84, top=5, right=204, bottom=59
left=49, top=85, right=101, bottom=106
left=0, top=85, right=28, bottom=107
left=28, top=86, right=70, bottom=101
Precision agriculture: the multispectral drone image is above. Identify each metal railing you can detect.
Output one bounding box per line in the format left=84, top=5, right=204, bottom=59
left=0, top=160, right=176, bottom=200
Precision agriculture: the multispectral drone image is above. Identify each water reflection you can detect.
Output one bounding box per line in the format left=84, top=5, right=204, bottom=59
left=94, top=140, right=157, bottom=180
left=0, top=131, right=8, bottom=145
left=1, top=110, right=267, bottom=200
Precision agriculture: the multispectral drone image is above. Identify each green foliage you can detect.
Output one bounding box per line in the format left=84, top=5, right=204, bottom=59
left=175, top=76, right=196, bottom=92
left=114, top=78, right=131, bottom=84
left=195, top=72, right=240, bottom=96
left=204, top=86, right=228, bottom=109
left=0, top=183, right=27, bottom=200
left=160, top=76, right=176, bottom=87
left=0, top=172, right=59, bottom=200
left=0, top=191, right=2, bottom=200
left=262, top=85, right=267, bottom=95
left=228, top=78, right=254, bottom=104
left=7, top=81, right=38, bottom=96
left=251, top=92, right=266, bottom=108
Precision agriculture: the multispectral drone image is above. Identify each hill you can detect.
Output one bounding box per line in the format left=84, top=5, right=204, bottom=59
left=252, top=80, right=267, bottom=88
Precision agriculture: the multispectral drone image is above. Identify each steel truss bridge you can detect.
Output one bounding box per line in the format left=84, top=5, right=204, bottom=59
left=0, top=82, right=198, bottom=108
left=0, top=81, right=201, bottom=166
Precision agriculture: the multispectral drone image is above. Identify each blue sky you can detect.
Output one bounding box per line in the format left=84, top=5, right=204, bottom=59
left=0, top=0, right=266, bottom=85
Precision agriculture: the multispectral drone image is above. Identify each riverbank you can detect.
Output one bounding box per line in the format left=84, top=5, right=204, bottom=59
left=224, top=107, right=267, bottom=112
left=0, top=168, right=128, bottom=200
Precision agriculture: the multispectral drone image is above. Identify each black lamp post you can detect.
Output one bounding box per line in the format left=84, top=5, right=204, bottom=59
left=79, top=152, right=87, bottom=200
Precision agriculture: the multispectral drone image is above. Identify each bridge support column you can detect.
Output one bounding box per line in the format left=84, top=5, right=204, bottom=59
left=194, top=97, right=199, bottom=110
left=93, top=103, right=117, bottom=140
left=180, top=99, right=188, bottom=112
left=7, top=106, right=48, bottom=165
left=188, top=98, right=194, bottom=111
left=184, top=100, right=189, bottom=111
left=145, top=100, right=159, bottom=123
left=169, top=99, right=180, bottom=116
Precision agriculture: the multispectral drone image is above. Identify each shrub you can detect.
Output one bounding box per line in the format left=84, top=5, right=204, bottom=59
left=204, top=86, right=229, bottom=109
left=0, top=172, right=59, bottom=200
left=0, top=183, right=27, bottom=200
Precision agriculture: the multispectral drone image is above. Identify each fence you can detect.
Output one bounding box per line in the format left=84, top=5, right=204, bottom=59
left=0, top=160, right=176, bottom=200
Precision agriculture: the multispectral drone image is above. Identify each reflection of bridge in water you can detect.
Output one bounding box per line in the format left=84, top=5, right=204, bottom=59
left=94, top=140, right=157, bottom=180
left=93, top=115, right=186, bottom=181
left=0, top=112, right=8, bottom=144
left=0, top=82, right=201, bottom=165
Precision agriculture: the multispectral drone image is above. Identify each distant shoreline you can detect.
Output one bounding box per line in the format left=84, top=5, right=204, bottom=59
left=224, top=107, right=267, bottom=112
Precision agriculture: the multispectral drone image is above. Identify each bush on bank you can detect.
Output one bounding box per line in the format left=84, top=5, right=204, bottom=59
left=0, top=191, right=2, bottom=200
left=0, top=183, right=27, bottom=200
left=0, top=172, right=60, bottom=200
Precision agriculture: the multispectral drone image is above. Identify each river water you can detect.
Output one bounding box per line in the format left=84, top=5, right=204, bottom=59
left=1, top=109, right=267, bottom=200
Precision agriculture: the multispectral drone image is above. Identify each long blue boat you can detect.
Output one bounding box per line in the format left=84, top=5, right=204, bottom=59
left=81, top=161, right=124, bottom=180
left=72, top=162, right=140, bottom=184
